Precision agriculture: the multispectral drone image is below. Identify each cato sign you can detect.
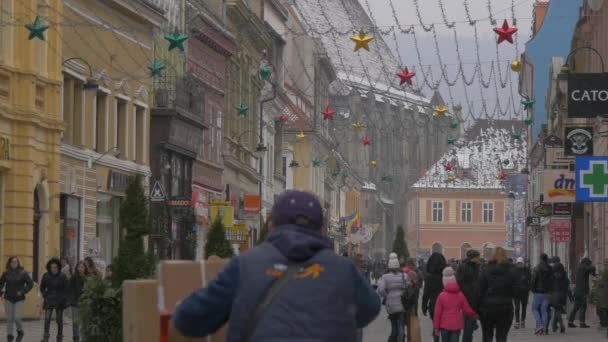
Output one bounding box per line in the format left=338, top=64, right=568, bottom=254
left=576, top=157, right=608, bottom=202
left=568, top=73, right=608, bottom=118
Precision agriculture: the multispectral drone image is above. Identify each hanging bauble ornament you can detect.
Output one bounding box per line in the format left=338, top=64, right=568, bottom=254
left=434, top=105, right=449, bottom=117
left=362, top=136, right=371, bottom=146
left=382, top=175, right=393, bottom=182
left=497, top=171, right=508, bottom=180
left=444, top=162, right=454, bottom=171
left=512, top=131, right=522, bottom=140
left=25, top=16, right=49, bottom=41
left=524, top=117, right=533, bottom=125
left=510, top=60, right=522, bottom=72
left=236, top=103, right=250, bottom=116
left=351, top=28, right=374, bottom=52
left=447, top=136, right=457, bottom=145
left=289, top=160, right=300, bottom=168
left=370, top=160, right=377, bottom=167
left=447, top=175, right=457, bottom=183
left=331, top=169, right=340, bottom=177
left=165, top=31, right=189, bottom=51
left=148, top=60, right=165, bottom=77
left=260, top=65, right=272, bottom=80
left=396, top=67, right=416, bottom=86
left=503, top=159, right=510, bottom=165
left=521, top=98, right=535, bottom=111
left=450, top=120, right=458, bottom=129
left=321, top=106, right=336, bottom=120
left=352, top=122, right=366, bottom=132
left=312, top=159, right=322, bottom=167
left=279, top=114, right=289, bottom=123
left=296, top=131, right=306, bottom=140
left=493, top=19, right=518, bottom=45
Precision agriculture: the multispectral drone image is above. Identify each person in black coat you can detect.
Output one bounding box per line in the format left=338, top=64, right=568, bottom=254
left=549, top=262, right=570, bottom=333
left=531, top=253, right=553, bottom=334
left=0, top=257, right=34, bottom=342
left=478, top=247, right=517, bottom=342
left=40, top=258, right=69, bottom=341
left=512, top=257, right=531, bottom=329
left=456, top=249, right=481, bottom=342
left=69, top=261, right=87, bottom=342
left=422, top=252, right=447, bottom=342
left=568, top=257, right=596, bottom=328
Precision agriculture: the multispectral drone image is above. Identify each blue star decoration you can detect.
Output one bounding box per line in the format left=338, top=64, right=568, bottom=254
left=237, top=104, right=249, bottom=116
left=148, top=61, right=165, bottom=77
left=165, top=32, right=189, bottom=52
left=312, top=159, right=322, bottom=167
left=521, top=98, right=535, bottom=111
left=25, top=16, right=49, bottom=41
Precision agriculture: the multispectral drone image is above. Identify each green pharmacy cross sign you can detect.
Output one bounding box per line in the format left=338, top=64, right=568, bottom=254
left=576, top=157, right=608, bottom=202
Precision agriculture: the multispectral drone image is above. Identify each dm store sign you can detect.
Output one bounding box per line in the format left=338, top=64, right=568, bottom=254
left=543, top=170, right=575, bottom=203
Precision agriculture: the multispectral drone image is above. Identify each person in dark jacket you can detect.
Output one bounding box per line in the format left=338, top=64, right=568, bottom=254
left=456, top=249, right=481, bottom=342
left=549, top=262, right=570, bottom=333
left=40, top=258, right=69, bottom=342
left=172, top=190, right=381, bottom=341
left=478, top=247, right=516, bottom=342
left=0, top=257, right=34, bottom=342
left=69, top=261, right=87, bottom=342
left=512, top=257, right=531, bottom=329
left=531, top=253, right=553, bottom=335
left=422, top=252, right=447, bottom=342
left=568, top=257, right=596, bottom=328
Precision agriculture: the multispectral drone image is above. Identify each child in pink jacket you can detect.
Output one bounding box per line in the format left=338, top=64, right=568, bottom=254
left=433, top=267, right=478, bottom=342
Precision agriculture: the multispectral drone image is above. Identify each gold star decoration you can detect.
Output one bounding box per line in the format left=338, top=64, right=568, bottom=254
left=296, top=131, right=306, bottom=140
left=434, top=105, right=449, bottom=116
left=447, top=175, right=457, bottom=183
left=351, top=28, right=374, bottom=52
left=351, top=122, right=366, bottom=132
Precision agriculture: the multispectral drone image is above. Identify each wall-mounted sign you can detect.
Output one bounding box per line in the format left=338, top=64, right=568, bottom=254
left=565, top=127, right=594, bottom=156
left=150, top=181, right=166, bottom=202
left=534, top=204, right=553, bottom=217
left=575, top=156, right=608, bottom=202
left=568, top=73, right=608, bottom=118
left=167, top=199, right=192, bottom=207
left=108, top=170, right=130, bottom=192
left=226, top=223, right=247, bottom=242
left=549, top=218, right=572, bottom=242
left=210, top=205, right=234, bottom=228
left=543, top=134, right=564, bottom=148
left=0, top=136, right=10, bottom=160
left=526, top=216, right=541, bottom=226
left=543, top=170, right=576, bottom=203
left=243, top=195, right=261, bottom=213
left=552, top=203, right=573, bottom=216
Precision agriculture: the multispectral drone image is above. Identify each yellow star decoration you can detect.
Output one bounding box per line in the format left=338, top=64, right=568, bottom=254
left=296, top=131, right=306, bottom=140
left=351, top=28, right=374, bottom=52
left=351, top=122, right=366, bottom=132
left=447, top=175, right=456, bottom=182
left=370, top=160, right=377, bottom=167
left=434, top=105, right=449, bottom=116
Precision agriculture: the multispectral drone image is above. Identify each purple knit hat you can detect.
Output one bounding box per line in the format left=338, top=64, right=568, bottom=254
left=271, top=190, right=324, bottom=231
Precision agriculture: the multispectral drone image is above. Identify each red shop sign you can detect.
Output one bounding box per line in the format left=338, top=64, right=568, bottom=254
left=550, top=218, right=572, bottom=242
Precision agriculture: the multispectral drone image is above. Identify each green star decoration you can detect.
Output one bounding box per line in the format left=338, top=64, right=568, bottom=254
left=382, top=175, right=393, bottom=182
left=447, top=136, right=457, bottom=145
left=25, top=16, right=49, bottom=41
left=165, top=32, right=189, bottom=52
left=450, top=120, right=458, bottom=129
left=236, top=103, right=249, bottom=116
left=524, top=117, right=533, bottom=125
left=148, top=61, right=165, bottom=77
left=331, top=169, right=340, bottom=177
left=521, top=98, right=535, bottom=111
left=512, top=132, right=522, bottom=140
left=260, top=65, right=272, bottom=80
left=312, top=159, right=322, bottom=167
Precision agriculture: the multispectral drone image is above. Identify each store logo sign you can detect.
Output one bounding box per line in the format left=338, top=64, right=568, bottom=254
left=565, top=127, right=593, bottom=156
left=568, top=73, right=608, bottom=118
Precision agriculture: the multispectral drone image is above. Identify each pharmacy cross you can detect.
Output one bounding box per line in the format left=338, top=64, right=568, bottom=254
left=581, top=161, right=608, bottom=196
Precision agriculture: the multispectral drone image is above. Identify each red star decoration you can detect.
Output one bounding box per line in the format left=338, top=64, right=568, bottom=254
left=321, top=106, right=336, bottom=120
left=279, top=114, right=288, bottom=123
left=443, top=162, right=454, bottom=171
left=493, top=19, right=518, bottom=45
left=396, top=67, right=416, bottom=86
left=497, top=171, right=508, bottom=180
left=362, top=136, right=371, bottom=146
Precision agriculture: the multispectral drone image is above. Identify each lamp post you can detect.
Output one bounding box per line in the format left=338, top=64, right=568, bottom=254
left=557, top=46, right=606, bottom=95
left=508, top=191, right=516, bottom=249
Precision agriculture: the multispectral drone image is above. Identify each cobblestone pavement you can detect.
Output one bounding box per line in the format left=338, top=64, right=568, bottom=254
left=1, top=317, right=73, bottom=342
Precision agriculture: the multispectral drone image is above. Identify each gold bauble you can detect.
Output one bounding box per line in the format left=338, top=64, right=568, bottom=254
left=370, top=161, right=377, bottom=167
left=510, top=60, right=522, bottom=72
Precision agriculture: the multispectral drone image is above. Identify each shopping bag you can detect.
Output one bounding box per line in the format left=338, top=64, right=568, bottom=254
left=407, top=314, right=422, bottom=342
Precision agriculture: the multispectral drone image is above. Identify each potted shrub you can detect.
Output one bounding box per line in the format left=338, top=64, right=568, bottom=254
left=590, top=270, right=608, bottom=327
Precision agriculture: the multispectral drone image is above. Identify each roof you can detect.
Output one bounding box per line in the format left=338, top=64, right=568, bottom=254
left=412, top=126, right=527, bottom=190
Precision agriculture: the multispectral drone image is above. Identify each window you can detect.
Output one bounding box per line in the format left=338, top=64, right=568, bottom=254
left=60, top=194, right=80, bottom=267
left=62, top=76, right=84, bottom=145
left=207, top=111, right=214, bottom=161
left=95, top=92, right=108, bottom=151
left=135, top=105, right=145, bottom=163
left=461, top=202, right=472, bottom=223
left=116, top=98, right=128, bottom=158
left=171, top=154, right=183, bottom=197
left=483, top=202, right=494, bottom=223
left=282, top=156, right=287, bottom=177
left=432, top=201, right=443, bottom=222
left=216, top=111, right=222, bottom=161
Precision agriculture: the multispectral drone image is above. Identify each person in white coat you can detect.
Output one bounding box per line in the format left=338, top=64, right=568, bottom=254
left=378, top=253, right=410, bottom=342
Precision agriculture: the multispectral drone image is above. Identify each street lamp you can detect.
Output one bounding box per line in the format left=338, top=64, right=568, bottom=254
left=62, top=57, right=99, bottom=90
left=558, top=46, right=606, bottom=95
left=88, top=146, right=120, bottom=168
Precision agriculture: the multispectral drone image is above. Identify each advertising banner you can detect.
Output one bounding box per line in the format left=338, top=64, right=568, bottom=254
left=550, top=218, right=572, bottom=242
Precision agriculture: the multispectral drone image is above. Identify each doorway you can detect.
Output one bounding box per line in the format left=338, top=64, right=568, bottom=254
left=33, top=190, right=41, bottom=282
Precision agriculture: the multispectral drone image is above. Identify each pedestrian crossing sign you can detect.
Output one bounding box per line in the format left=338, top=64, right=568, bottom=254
left=150, top=181, right=166, bottom=202
left=575, top=156, right=608, bottom=202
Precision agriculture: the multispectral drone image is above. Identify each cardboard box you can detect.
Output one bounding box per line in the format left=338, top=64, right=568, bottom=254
left=123, top=280, right=160, bottom=342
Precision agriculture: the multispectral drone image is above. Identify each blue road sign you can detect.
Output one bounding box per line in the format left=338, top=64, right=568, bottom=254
left=575, top=156, right=608, bottom=202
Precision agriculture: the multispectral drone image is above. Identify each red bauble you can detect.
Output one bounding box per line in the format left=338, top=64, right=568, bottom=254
left=279, top=114, right=288, bottom=122
left=397, top=67, right=416, bottom=86
left=362, top=136, right=371, bottom=146
left=493, top=19, right=518, bottom=45
left=321, top=106, right=336, bottom=120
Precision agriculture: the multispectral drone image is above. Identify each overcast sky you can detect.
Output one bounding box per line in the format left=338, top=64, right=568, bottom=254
left=364, top=0, right=536, bottom=123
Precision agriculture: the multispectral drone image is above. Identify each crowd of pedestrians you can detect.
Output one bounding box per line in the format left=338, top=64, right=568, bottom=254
left=0, top=255, right=111, bottom=342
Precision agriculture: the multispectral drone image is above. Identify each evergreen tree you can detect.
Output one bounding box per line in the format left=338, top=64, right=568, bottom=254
left=205, top=215, right=234, bottom=259
left=392, top=225, right=409, bottom=261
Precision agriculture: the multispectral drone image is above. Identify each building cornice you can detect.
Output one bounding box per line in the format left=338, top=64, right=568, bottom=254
left=60, top=144, right=152, bottom=176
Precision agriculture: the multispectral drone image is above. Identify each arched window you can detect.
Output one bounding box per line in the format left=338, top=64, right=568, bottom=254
left=432, top=242, right=443, bottom=254
left=461, top=243, right=472, bottom=260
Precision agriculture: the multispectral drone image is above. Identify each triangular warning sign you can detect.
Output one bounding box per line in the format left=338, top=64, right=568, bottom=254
left=150, top=181, right=166, bottom=202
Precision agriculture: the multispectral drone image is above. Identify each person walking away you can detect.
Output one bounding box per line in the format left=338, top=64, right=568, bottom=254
left=531, top=253, right=553, bottom=335
left=512, top=257, right=531, bottom=329
left=456, top=249, right=481, bottom=342
left=0, top=257, right=34, bottom=342
left=353, top=252, right=371, bottom=342
left=404, top=258, right=423, bottom=316
left=433, top=267, right=477, bottom=342
left=549, top=262, right=570, bottom=333
left=478, top=247, right=516, bottom=342
left=569, top=257, right=596, bottom=328
left=378, top=253, right=409, bottom=342
left=41, top=258, right=69, bottom=342
left=84, top=256, right=101, bottom=278
left=422, top=252, right=447, bottom=342
left=69, top=261, right=87, bottom=342
left=59, top=257, right=72, bottom=280
left=172, top=190, right=381, bottom=341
